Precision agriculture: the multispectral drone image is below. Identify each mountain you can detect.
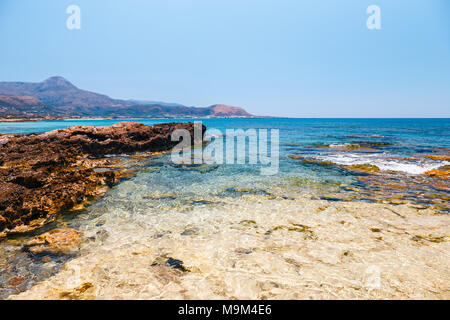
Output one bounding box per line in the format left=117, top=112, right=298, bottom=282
left=92, top=104, right=252, bottom=118
left=127, top=99, right=186, bottom=108
left=0, top=77, right=254, bottom=118
left=207, top=104, right=251, bottom=117
left=0, top=77, right=131, bottom=115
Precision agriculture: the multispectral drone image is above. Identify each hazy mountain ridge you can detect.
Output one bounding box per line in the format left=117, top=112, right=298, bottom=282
left=127, top=99, right=187, bottom=108
left=0, top=95, right=57, bottom=117
left=0, top=77, right=253, bottom=118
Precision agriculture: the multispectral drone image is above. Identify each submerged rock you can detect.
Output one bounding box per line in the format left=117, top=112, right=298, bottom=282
left=23, top=228, right=84, bottom=255
left=424, top=168, right=450, bottom=180
left=0, top=122, right=205, bottom=237
left=344, top=164, right=380, bottom=174
left=303, top=141, right=391, bottom=152
left=181, top=227, right=200, bottom=236
left=291, top=155, right=380, bottom=174
left=425, top=155, right=450, bottom=161
left=151, top=256, right=189, bottom=272
left=8, top=276, right=25, bottom=286
left=165, top=258, right=189, bottom=272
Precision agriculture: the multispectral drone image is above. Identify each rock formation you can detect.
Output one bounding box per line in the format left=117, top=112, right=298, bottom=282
left=0, top=122, right=204, bottom=237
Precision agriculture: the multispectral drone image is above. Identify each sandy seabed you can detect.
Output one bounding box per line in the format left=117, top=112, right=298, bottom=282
left=10, top=192, right=450, bottom=300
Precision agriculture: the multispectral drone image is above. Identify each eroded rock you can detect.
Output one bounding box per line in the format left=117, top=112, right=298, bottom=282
left=0, top=122, right=204, bottom=237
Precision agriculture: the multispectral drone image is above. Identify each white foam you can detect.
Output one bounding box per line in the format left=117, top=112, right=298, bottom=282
left=329, top=143, right=358, bottom=148
left=314, top=153, right=448, bottom=175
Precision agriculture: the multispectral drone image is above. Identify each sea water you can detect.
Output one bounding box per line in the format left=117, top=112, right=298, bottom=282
left=1, top=118, right=449, bottom=299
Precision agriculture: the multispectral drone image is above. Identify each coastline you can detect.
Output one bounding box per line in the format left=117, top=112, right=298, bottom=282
left=2, top=117, right=449, bottom=123
left=0, top=117, right=114, bottom=123
left=1, top=118, right=449, bottom=300
left=0, top=115, right=277, bottom=123
left=1, top=0, right=448, bottom=303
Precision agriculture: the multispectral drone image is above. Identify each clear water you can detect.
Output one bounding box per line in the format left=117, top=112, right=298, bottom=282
left=1, top=118, right=449, bottom=204
left=1, top=118, right=449, bottom=299
left=2, top=118, right=450, bottom=159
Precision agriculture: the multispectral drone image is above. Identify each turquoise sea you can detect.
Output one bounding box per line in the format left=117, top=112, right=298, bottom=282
left=1, top=117, right=449, bottom=173
left=1, top=118, right=449, bottom=197
left=1, top=118, right=449, bottom=207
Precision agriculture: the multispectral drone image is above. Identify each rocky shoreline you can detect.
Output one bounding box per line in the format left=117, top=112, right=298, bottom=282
left=0, top=122, right=204, bottom=238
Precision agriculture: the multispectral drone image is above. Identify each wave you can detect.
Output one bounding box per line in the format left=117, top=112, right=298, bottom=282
left=312, top=153, right=448, bottom=175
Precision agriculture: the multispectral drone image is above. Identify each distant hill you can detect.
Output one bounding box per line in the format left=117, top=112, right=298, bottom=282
left=127, top=99, right=187, bottom=108
left=0, top=77, right=254, bottom=118
left=0, top=95, right=55, bottom=118
left=92, top=103, right=252, bottom=118
left=208, top=104, right=251, bottom=117
left=0, top=77, right=129, bottom=110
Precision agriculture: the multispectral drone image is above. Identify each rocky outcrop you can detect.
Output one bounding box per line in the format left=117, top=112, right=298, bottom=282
left=0, top=122, right=204, bottom=237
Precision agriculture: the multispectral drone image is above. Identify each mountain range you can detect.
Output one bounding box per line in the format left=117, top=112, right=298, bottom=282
left=0, top=77, right=253, bottom=119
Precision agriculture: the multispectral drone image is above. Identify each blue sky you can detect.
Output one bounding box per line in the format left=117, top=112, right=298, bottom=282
left=0, top=0, right=449, bottom=117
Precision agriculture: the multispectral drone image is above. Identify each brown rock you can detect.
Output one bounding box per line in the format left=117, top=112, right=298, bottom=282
left=301, top=158, right=334, bottom=166
left=304, top=142, right=391, bottom=152
left=9, top=276, right=25, bottom=286
left=425, top=155, right=450, bottom=161
left=424, top=169, right=450, bottom=180
left=0, top=122, right=205, bottom=237
left=75, top=282, right=93, bottom=293
left=344, top=164, right=380, bottom=173
left=23, top=228, right=84, bottom=255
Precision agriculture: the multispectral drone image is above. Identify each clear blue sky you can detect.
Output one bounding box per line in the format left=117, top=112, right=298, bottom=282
left=0, top=0, right=449, bottom=117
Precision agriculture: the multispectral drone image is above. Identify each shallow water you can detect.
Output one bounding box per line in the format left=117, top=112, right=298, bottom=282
left=1, top=118, right=449, bottom=174
left=1, top=118, right=449, bottom=299
left=9, top=191, right=450, bottom=299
